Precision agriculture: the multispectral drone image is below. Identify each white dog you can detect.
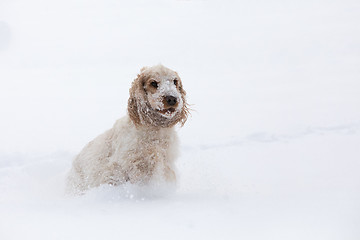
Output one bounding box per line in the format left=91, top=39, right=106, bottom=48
left=66, top=65, right=189, bottom=194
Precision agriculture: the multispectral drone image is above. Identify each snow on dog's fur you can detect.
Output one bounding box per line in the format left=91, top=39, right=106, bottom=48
left=66, top=65, right=189, bottom=194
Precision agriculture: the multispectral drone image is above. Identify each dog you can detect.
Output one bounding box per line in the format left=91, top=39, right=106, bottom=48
left=66, top=65, right=189, bottom=194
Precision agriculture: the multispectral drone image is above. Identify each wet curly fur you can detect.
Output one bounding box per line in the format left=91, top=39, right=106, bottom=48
left=66, top=65, right=189, bottom=194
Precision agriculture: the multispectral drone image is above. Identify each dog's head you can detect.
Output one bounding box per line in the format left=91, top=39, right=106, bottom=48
left=128, top=65, right=189, bottom=128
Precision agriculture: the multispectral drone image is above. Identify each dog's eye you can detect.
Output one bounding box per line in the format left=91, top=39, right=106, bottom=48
left=173, top=79, right=178, bottom=86
left=150, top=81, right=158, bottom=88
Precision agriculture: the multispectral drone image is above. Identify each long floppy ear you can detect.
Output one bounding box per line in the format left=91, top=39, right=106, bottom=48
left=178, top=76, right=190, bottom=127
left=127, top=73, right=146, bottom=126
left=128, top=95, right=140, bottom=126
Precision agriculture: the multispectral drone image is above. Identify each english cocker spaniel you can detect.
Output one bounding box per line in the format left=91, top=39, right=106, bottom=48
left=66, top=65, right=189, bottom=194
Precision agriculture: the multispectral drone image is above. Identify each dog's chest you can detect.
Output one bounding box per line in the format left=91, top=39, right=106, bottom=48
left=111, top=127, right=177, bottom=183
left=127, top=130, right=173, bottom=163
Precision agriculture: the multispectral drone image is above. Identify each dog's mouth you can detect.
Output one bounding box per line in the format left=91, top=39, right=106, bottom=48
left=157, top=107, right=176, bottom=117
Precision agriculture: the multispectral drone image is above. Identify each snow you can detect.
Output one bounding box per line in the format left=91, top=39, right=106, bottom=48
left=1, top=0, right=360, bottom=239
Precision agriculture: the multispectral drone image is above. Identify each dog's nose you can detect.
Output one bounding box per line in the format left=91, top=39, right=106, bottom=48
left=165, top=96, right=177, bottom=106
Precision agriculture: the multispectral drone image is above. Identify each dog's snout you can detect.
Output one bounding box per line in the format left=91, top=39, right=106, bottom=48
left=165, top=96, right=177, bottom=106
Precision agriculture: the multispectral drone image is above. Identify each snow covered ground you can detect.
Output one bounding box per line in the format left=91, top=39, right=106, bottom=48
left=1, top=0, right=360, bottom=239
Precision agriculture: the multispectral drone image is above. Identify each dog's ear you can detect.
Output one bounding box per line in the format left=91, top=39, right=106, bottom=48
left=128, top=95, right=140, bottom=126
left=128, top=72, right=147, bottom=126
left=178, top=77, right=190, bottom=127
left=178, top=78, right=186, bottom=97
